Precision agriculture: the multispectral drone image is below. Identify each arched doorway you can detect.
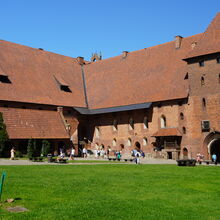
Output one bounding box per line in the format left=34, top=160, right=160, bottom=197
left=204, top=131, right=220, bottom=162
left=209, top=139, right=220, bottom=162
left=182, top=148, right=188, bottom=159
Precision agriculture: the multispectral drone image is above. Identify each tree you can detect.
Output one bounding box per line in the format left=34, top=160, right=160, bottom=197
left=27, top=139, right=36, bottom=159
left=0, top=112, right=8, bottom=157
left=41, top=140, right=50, bottom=156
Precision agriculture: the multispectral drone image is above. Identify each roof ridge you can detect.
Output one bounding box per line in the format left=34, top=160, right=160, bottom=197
left=86, top=33, right=203, bottom=65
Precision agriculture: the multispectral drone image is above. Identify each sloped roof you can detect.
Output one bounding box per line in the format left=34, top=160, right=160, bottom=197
left=185, top=12, right=220, bottom=59
left=0, top=40, right=86, bottom=107
left=0, top=107, right=69, bottom=139
left=152, top=127, right=182, bottom=137
left=84, top=34, right=202, bottom=109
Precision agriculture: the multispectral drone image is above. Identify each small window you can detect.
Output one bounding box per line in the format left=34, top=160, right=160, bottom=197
left=143, top=137, right=148, bottom=146
left=129, top=118, right=134, bottom=130
left=160, top=115, right=166, bottom=128
left=201, top=120, right=210, bottom=132
left=60, top=85, right=72, bottom=93
left=182, top=127, right=186, bottom=134
left=199, top=61, right=204, bottom=67
left=54, top=75, right=72, bottom=93
left=202, top=98, right=206, bottom=110
left=201, top=77, right=205, bottom=86
left=218, top=74, right=220, bottom=84
left=184, top=73, right=189, bottom=80
left=143, top=117, right=148, bottom=129
left=113, top=119, right=118, bottom=131
left=217, top=57, right=220, bottom=63
left=112, top=138, right=117, bottom=147
left=180, top=112, right=184, bottom=120
left=0, top=75, right=11, bottom=84
left=95, top=127, right=100, bottom=138
left=127, top=138, right=132, bottom=147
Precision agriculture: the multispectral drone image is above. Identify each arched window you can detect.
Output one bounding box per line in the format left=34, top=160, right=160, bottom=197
left=135, top=142, right=141, bottom=150
left=95, top=127, right=100, bottom=138
left=120, top=144, right=124, bottom=150
left=143, top=137, right=148, bottom=146
left=180, top=112, right=184, bottom=120
left=112, top=138, right=117, bottom=147
left=143, top=117, right=148, bottom=129
left=160, top=115, right=166, bottom=128
left=127, top=138, right=132, bottom=147
left=113, top=119, right=118, bottom=131
left=202, top=98, right=206, bottom=110
left=129, top=118, right=134, bottom=130
left=201, top=76, right=205, bottom=86
left=182, top=127, right=186, bottom=134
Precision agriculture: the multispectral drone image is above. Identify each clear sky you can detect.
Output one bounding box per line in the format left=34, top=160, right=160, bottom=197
left=0, top=0, right=219, bottom=60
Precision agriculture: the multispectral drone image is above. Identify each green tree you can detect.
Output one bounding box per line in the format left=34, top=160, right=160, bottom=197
left=27, top=139, right=36, bottom=159
left=41, top=140, right=51, bottom=156
left=0, top=112, right=8, bottom=157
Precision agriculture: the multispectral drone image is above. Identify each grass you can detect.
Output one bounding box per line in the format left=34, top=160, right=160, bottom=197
left=0, top=165, right=220, bottom=220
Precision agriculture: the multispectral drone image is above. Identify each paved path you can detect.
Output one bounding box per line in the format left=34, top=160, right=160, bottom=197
left=0, top=158, right=177, bottom=165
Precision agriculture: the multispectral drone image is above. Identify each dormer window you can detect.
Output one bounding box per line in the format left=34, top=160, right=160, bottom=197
left=54, top=75, right=72, bottom=93
left=0, top=74, right=11, bottom=84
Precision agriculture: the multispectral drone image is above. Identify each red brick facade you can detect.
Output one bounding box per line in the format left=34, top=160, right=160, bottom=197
left=1, top=13, right=220, bottom=160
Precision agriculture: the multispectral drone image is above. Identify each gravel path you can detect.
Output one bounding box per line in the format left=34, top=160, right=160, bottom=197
left=0, top=158, right=177, bottom=165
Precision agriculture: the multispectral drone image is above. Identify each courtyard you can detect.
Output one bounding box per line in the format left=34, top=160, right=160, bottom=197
left=0, top=164, right=220, bottom=220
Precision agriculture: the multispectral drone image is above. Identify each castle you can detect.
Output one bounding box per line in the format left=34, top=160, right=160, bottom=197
left=0, top=13, right=220, bottom=160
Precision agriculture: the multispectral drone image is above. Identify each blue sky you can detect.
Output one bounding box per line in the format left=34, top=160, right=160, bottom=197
left=0, top=0, right=219, bottom=60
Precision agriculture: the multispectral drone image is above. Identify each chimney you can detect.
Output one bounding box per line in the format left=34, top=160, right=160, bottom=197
left=77, top=56, right=85, bottom=65
left=122, top=51, right=129, bottom=58
left=175, top=35, right=183, bottom=49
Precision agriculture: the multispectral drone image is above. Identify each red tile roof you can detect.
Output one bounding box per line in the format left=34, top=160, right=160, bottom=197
left=0, top=107, right=69, bottom=139
left=152, top=127, right=182, bottom=137
left=0, top=40, right=86, bottom=107
left=185, top=12, right=220, bottom=59
left=84, top=34, right=202, bottom=109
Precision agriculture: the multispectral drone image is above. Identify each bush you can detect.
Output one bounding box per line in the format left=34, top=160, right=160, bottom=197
left=41, top=140, right=51, bottom=157
left=15, top=151, right=23, bottom=158
left=27, top=139, right=36, bottom=159
left=0, top=112, right=8, bottom=157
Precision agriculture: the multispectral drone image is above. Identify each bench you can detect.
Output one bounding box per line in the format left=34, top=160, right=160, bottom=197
left=176, top=159, right=196, bottom=166
left=198, top=160, right=218, bottom=165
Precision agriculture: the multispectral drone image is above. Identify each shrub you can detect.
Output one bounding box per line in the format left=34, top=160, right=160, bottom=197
left=15, top=151, right=23, bottom=158
left=0, top=112, right=8, bottom=157
left=41, top=140, right=51, bottom=156
left=27, top=139, right=36, bottom=159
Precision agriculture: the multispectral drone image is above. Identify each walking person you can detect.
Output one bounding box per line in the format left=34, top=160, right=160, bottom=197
left=212, top=154, right=217, bottom=163
left=82, top=147, right=87, bottom=158
left=70, top=147, right=75, bottom=160
left=10, top=147, right=15, bottom=160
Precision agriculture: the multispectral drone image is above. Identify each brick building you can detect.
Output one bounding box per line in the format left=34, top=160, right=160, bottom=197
left=0, top=13, right=220, bottom=160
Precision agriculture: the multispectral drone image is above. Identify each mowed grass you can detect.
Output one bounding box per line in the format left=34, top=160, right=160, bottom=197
left=0, top=165, right=220, bottom=220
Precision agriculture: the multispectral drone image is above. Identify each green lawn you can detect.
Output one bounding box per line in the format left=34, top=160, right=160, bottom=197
left=0, top=165, right=220, bottom=220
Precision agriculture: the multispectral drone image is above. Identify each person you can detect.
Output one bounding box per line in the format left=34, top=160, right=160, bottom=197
left=212, top=154, right=217, bottom=163
left=82, top=147, right=87, bottom=158
left=135, top=151, right=141, bottom=164
left=10, top=147, right=15, bottom=160
left=70, top=147, right=75, bottom=160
